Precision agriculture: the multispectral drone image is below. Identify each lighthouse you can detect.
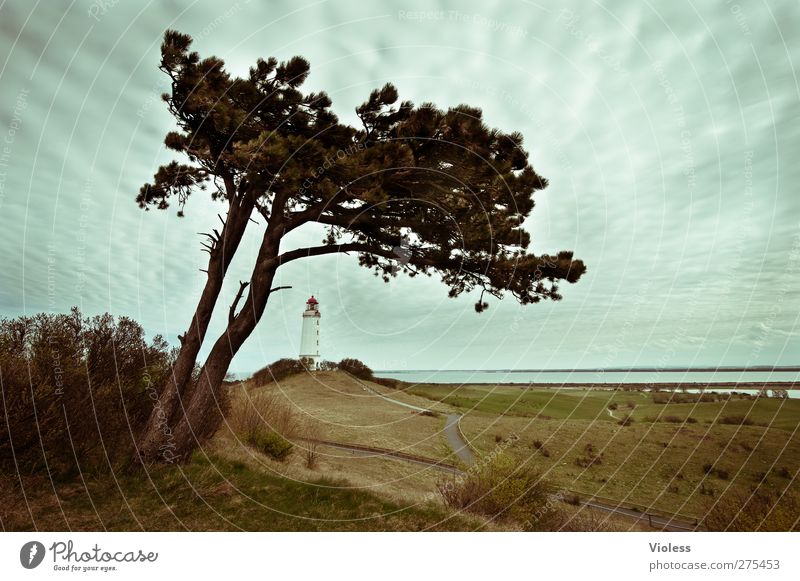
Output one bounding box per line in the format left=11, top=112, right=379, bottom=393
left=299, top=296, right=321, bottom=370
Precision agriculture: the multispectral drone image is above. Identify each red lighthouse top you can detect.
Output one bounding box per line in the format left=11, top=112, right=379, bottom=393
left=306, top=296, right=318, bottom=305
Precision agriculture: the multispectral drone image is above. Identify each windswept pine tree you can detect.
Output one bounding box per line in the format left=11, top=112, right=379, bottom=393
left=136, top=30, right=586, bottom=462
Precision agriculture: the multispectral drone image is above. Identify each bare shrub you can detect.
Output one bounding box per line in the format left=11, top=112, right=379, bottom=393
left=301, top=423, right=322, bottom=469
left=560, top=508, right=621, bottom=531
left=228, top=391, right=303, bottom=442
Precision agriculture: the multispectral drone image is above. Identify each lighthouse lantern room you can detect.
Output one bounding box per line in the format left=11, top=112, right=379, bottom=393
left=299, top=296, right=321, bottom=370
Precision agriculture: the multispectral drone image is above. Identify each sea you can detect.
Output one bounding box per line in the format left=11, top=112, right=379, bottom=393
left=373, top=368, right=800, bottom=398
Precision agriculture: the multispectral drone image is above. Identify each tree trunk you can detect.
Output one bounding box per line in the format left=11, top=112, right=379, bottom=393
left=167, top=236, right=280, bottom=462
left=137, top=192, right=254, bottom=463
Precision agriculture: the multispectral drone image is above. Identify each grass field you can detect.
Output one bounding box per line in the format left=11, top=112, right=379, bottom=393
left=0, top=454, right=480, bottom=531
left=6, top=372, right=794, bottom=530
left=406, top=383, right=800, bottom=518
left=404, top=384, right=800, bottom=429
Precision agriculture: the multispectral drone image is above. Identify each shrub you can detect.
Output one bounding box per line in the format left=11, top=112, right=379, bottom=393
left=700, top=484, right=716, bottom=496
left=775, top=467, right=791, bottom=479
left=532, top=439, right=543, bottom=449
left=302, top=423, right=322, bottom=469
left=495, top=434, right=504, bottom=443
left=437, top=454, right=563, bottom=529
left=228, top=390, right=304, bottom=442
left=248, top=431, right=293, bottom=461
left=575, top=454, right=602, bottom=468
left=702, top=463, right=714, bottom=474
left=337, top=358, right=374, bottom=380
left=0, top=309, right=172, bottom=477
left=317, top=360, right=338, bottom=371
left=719, top=415, right=755, bottom=426
left=541, top=448, right=551, bottom=458
left=618, top=415, right=635, bottom=427
left=607, top=403, right=618, bottom=411
left=250, top=358, right=308, bottom=385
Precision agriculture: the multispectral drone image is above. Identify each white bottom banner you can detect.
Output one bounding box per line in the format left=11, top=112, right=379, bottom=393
left=1, top=532, right=796, bottom=579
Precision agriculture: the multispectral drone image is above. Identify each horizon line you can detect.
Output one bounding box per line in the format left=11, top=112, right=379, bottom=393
left=374, top=366, right=800, bottom=373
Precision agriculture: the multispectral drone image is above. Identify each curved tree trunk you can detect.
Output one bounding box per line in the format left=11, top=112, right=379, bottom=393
left=167, top=237, right=281, bottom=462
left=137, top=191, right=255, bottom=463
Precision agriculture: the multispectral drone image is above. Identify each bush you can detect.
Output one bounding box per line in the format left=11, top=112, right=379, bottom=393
left=437, top=454, right=563, bottom=529
left=337, top=358, right=374, bottom=380
left=250, top=358, right=308, bottom=385
left=618, top=415, right=635, bottom=426
left=532, top=439, right=543, bottom=449
left=228, top=390, right=305, bottom=442
left=0, top=309, right=172, bottom=477
left=607, top=403, right=618, bottom=411
left=719, top=415, right=755, bottom=426
left=775, top=467, right=791, bottom=479
left=247, top=431, right=293, bottom=461
left=702, top=463, right=714, bottom=474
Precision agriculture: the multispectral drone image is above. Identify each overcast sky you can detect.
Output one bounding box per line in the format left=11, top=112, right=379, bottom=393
left=1, top=0, right=798, bottom=373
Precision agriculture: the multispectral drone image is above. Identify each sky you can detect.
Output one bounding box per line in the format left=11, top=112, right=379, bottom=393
left=0, top=0, right=798, bottom=373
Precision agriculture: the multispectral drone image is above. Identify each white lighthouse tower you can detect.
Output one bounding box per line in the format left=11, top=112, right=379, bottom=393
left=299, top=296, right=321, bottom=370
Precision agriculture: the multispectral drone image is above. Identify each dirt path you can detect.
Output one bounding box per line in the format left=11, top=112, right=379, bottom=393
left=310, top=439, right=463, bottom=475
left=444, top=414, right=475, bottom=465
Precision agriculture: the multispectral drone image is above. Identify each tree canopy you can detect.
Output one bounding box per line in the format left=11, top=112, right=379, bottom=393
left=138, top=30, right=585, bottom=313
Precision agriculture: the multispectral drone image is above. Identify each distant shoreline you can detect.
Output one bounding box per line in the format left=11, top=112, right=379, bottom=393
left=377, top=366, right=800, bottom=373
left=399, top=381, right=799, bottom=390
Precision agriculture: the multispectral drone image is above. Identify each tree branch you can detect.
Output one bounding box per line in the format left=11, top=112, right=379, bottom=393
left=275, top=243, right=397, bottom=267
left=228, top=280, right=250, bottom=325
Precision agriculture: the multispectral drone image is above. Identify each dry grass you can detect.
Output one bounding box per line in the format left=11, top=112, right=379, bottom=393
left=244, top=371, right=455, bottom=462
left=214, top=372, right=457, bottom=505
left=458, top=412, right=800, bottom=519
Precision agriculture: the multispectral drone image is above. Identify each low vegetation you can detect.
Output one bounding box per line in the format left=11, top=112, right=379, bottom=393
left=0, top=454, right=481, bottom=531
left=437, top=454, right=564, bottom=530
left=0, top=309, right=172, bottom=477
left=704, top=485, right=800, bottom=531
